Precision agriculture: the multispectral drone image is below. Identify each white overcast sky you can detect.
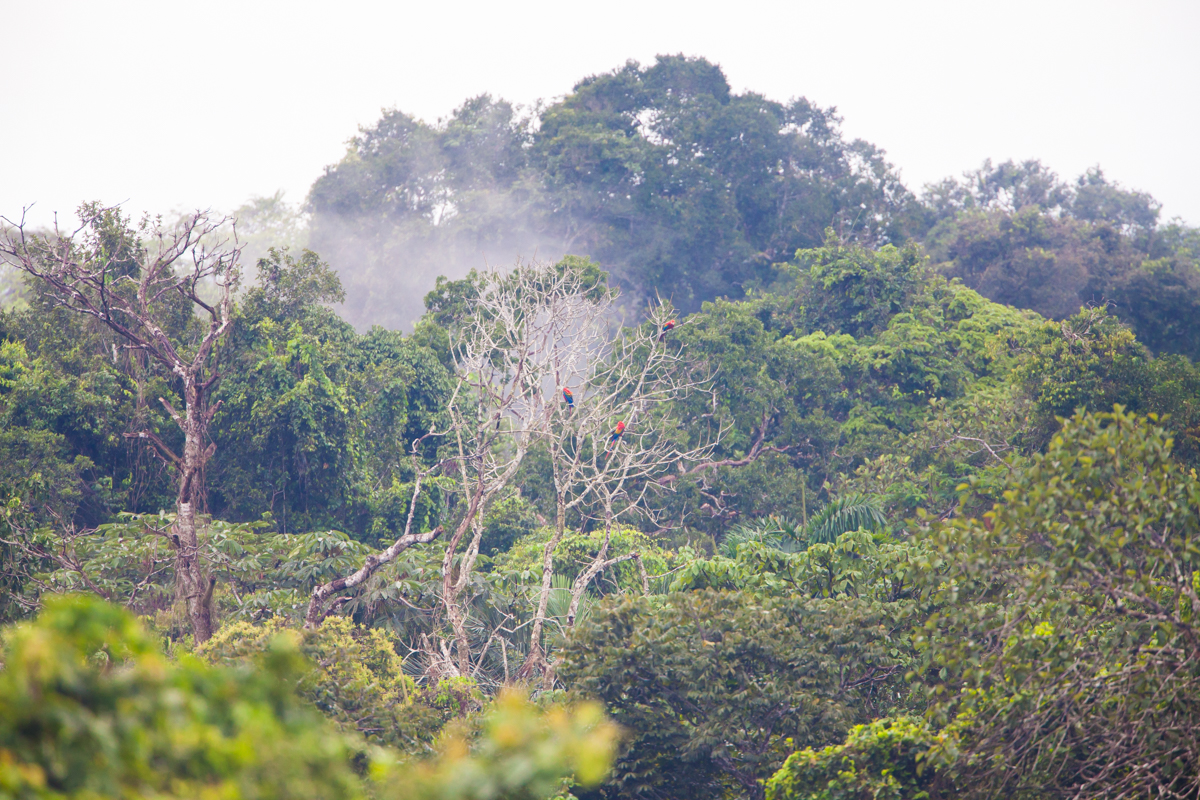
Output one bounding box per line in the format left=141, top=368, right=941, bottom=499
left=3, top=0, right=1198, bottom=228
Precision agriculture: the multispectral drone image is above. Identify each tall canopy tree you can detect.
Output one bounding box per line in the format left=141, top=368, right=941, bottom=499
left=0, top=205, right=240, bottom=643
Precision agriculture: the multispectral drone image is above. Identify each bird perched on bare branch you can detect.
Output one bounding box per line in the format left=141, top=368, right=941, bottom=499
left=604, top=421, right=626, bottom=453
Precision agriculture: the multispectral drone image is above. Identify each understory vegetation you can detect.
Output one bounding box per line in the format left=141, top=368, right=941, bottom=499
left=2, top=55, right=1199, bottom=800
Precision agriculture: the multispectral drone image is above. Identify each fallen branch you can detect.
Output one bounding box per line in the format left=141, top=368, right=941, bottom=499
left=655, top=415, right=792, bottom=486
left=941, top=434, right=1014, bottom=472
left=566, top=551, right=646, bottom=627
left=304, top=525, right=442, bottom=629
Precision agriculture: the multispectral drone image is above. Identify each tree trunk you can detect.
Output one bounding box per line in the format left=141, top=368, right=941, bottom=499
left=565, top=552, right=645, bottom=627
left=175, top=378, right=214, bottom=644
left=520, top=490, right=567, bottom=678
left=441, top=487, right=485, bottom=676
left=447, top=602, right=471, bottom=676
left=445, top=518, right=485, bottom=676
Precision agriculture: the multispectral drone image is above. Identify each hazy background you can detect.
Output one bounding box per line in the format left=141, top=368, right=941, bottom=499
left=3, top=0, right=1197, bottom=227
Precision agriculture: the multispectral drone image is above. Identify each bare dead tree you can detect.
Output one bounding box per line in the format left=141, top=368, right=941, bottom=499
left=293, top=260, right=610, bottom=676
left=517, top=303, right=724, bottom=679
left=503, top=273, right=620, bottom=678
left=0, top=205, right=240, bottom=643
left=434, top=261, right=606, bottom=675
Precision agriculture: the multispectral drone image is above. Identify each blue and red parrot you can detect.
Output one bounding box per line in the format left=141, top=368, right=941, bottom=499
left=562, top=387, right=574, bottom=411
left=658, top=319, right=676, bottom=341
left=605, top=420, right=626, bottom=452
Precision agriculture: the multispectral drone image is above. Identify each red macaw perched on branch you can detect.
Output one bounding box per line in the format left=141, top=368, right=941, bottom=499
left=658, top=319, right=676, bottom=342
left=562, top=387, right=574, bottom=412
left=604, top=420, right=626, bottom=453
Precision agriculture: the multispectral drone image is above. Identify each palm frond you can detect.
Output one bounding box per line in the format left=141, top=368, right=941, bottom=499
left=723, top=497, right=886, bottom=557
left=720, top=518, right=783, bottom=557
left=545, top=573, right=576, bottom=621
left=798, top=495, right=886, bottom=546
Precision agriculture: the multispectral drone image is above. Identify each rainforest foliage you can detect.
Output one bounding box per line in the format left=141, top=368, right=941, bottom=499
left=3, top=54, right=1200, bottom=800
left=304, top=57, right=1200, bottom=361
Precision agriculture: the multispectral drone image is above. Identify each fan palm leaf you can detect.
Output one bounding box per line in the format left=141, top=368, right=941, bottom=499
left=723, top=495, right=886, bottom=555
left=799, top=495, right=886, bottom=545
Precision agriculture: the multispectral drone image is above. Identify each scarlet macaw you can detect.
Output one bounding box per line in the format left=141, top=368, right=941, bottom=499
left=562, top=387, right=574, bottom=411
left=605, top=420, right=626, bottom=452
left=658, top=319, right=676, bottom=341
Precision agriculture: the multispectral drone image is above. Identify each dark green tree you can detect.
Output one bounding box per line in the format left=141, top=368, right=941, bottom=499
left=210, top=247, right=451, bottom=538
left=1015, top=305, right=1200, bottom=462
left=922, top=159, right=1200, bottom=359
left=560, top=590, right=908, bottom=800
left=909, top=409, right=1200, bottom=799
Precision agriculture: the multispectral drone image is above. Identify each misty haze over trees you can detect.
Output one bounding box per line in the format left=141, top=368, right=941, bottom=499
left=2, top=53, right=1200, bottom=800
left=296, top=56, right=1199, bottom=358
left=307, top=57, right=913, bottom=329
